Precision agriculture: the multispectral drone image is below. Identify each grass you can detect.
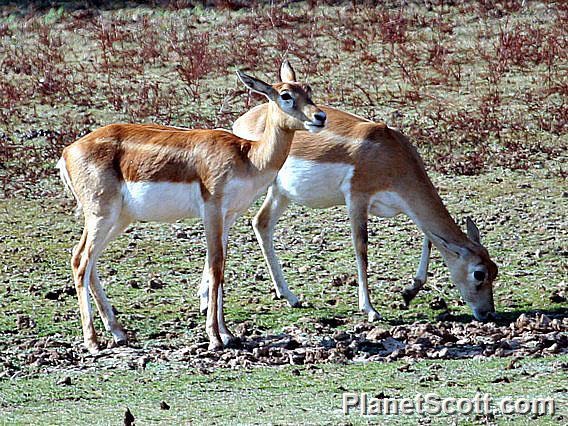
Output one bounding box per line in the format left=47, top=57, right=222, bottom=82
left=1, top=168, right=565, bottom=343
left=1, top=356, right=567, bottom=425
left=0, top=168, right=566, bottom=424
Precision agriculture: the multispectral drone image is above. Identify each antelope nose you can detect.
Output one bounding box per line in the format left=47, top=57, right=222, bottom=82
left=314, top=111, right=326, bottom=125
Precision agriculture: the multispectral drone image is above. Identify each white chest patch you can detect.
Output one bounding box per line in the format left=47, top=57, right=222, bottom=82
left=276, top=157, right=353, bottom=209
left=121, top=181, right=204, bottom=222
left=222, top=174, right=276, bottom=217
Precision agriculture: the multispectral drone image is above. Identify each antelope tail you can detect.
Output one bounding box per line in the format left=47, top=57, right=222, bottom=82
left=56, top=157, right=82, bottom=217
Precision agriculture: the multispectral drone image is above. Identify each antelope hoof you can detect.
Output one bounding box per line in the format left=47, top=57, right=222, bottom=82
left=288, top=297, right=302, bottom=308
left=223, top=335, right=242, bottom=349
left=401, top=280, right=423, bottom=306
left=208, top=339, right=224, bottom=351
left=115, top=338, right=128, bottom=347
left=85, top=341, right=100, bottom=355
left=112, top=325, right=128, bottom=344
left=401, top=290, right=414, bottom=307
left=278, top=292, right=301, bottom=308
left=367, top=309, right=382, bottom=322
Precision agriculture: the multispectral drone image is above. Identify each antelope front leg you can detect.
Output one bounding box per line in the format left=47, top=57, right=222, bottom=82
left=198, top=217, right=233, bottom=315
left=218, top=222, right=237, bottom=346
left=204, top=207, right=225, bottom=351
left=198, top=254, right=210, bottom=314
left=253, top=185, right=300, bottom=307
left=347, top=193, right=381, bottom=322
left=402, top=236, right=431, bottom=306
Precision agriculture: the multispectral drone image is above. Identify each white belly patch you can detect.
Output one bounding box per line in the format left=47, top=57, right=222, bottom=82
left=276, top=158, right=353, bottom=209
left=121, top=181, right=204, bottom=222
left=369, top=191, right=404, bottom=217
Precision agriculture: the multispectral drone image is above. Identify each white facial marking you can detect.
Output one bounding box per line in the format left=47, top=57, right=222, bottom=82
left=278, top=98, right=294, bottom=112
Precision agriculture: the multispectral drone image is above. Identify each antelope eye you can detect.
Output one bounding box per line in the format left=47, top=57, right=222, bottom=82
left=474, top=271, right=486, bottom=282
left=280, top=93, right=292, bottom=101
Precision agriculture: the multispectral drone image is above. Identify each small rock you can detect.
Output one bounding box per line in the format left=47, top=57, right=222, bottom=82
left=366, top=327, right=390, bottom=341
left=333, top=331, right=349, bottom=341
left=128, top=280, right=140, bottom=289
left=429, top=297, right=448, bottom=311
left=137, top=356, right=149, bottom=370
left=234, top=322, right=250, bottom=338
left=148, top=278, right=164, bottom=290
left=536, top=314, right=551, bottom=328
left=546, top=343, right=560, bottom=354
left=45, top=290, right=61, bottom=300
left=289, top=352, right=305, bottom=365
left=436, top=311, right=454, bottom=321
left=16, top=314, right=35, bottom=330
left=176, top=231, right=188, bottom=239
left=436, top=348, right=449, bottom=358
left=57, top=376, right=72, bottom=386
left=311, top=235, right=324, bottom=245
left=321, top=336, right=336, bottom=349
left=515, top=313, right=530, bottom=329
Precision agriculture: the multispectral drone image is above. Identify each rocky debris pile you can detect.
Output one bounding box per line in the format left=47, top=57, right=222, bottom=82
left=0, top=313, right=566, bottom=377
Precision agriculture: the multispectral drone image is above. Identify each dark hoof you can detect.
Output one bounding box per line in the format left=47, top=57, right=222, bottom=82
left=401, top=290, right=415, bottom=307
left=290, top=300, right=303, bottom=308
left=224, top=337, right=243, bottom=349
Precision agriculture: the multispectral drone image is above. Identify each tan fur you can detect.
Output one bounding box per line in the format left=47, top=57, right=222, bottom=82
left=59, top=71, right=326, bottom=352
left=236, top=104, right=466, bottom=239
left=232, top=101, right=498, bottom=321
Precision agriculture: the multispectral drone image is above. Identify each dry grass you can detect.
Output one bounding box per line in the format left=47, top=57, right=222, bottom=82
left=0, top=1, right=566, bottom=196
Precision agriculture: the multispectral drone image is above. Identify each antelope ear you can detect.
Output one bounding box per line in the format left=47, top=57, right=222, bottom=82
left=430, top=233, right=470, bottom=257
left=236, top=70, right=278, bottom=101
left=466, top=217, right=481, bottom=244
left=279, top=59, right=297, bottom=83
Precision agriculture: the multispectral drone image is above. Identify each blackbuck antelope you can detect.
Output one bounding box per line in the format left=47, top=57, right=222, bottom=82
left=57, top=68, right=326, bottom=352
left=200, top=61, right=498, bottom=322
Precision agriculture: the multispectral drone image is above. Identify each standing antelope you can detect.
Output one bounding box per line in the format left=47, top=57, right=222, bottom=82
left=201, top=61, right=498, bottom=322
left=57, top=67, right=326, bottom=353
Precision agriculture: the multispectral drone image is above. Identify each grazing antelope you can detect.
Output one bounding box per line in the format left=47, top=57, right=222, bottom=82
left=57, top=67, right=326, bottom=353
left=201, top=61, right=498, bottom=322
